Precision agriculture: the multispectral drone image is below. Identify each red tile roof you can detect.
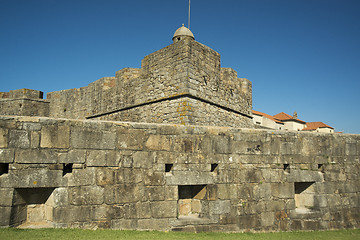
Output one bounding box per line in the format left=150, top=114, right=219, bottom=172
left=273, top=112, right=306, bottom=124
left=252, top=110, right=284, bottom=124
left=302, top=122, right=334, bottom=131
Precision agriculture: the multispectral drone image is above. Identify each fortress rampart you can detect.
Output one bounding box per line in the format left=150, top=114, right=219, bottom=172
left=0, top=116, right=359, bottom=231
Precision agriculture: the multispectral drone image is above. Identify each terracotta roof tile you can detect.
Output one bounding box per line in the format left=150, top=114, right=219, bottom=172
left=252, top=110, right=284, bottom=124
left=273, top=112, right=306, bottom=124
left=302, top=122, right=334, bottom=130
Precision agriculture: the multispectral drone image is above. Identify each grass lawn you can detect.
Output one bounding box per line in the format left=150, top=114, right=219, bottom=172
left=0, top=228, right=359, bottom=240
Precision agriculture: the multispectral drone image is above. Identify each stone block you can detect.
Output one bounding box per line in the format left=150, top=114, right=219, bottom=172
left=137, top=219, right=169, bottom=231
left=51, top=187, right=69, bottom=207
left=0, top=188, right=14, bottom=206
left=165, top=186, right=178, bottom=200
left=133, top=151, right=153, bottom=168
left=237, top=214, right=259, bottom=230
left=111, top=219, right=138, bottom=229
left=271, top=183, right=294, bottom=199
left=0, top=207, right=11, bottom=226
left=96, top=167, right=115, bottom=185
left=104, top=184, right=143, bottom=204
left=86, top=150, right=120, bottom=167
left=122, top=168, right=143, bottom=184
left=136, top=201, right=151, bottom=219
left=9, top=130, right=30, bottom=148
left=209, top=200, right=231, bottom=214
left=288, top=169, right=324, bottom=182
left=150, top=201, right=177, bottom=218
left=143, top=170, right=165, bottom=186
left=3, top=168, right=64, bottom=188
left=145, top=186, right=165, bottom=201
left=145, top=135, right=171, bottom=151
left=30, top=131, right=40, bottom=148
left=53, top=206, right=92, bottom=223
left=212, top=135, right=231, bottom=154
left=58, top=150, right=86, bottom=164
left=71, top=128, right=116, bottom=149
left=117, top=130, right=147, bottom=150
left=40, top=125, right=70, bottom=148
left=261, top=212, right=275, bottom=227
left=0, top=149, right=14, bottom=163
left=0, top=128, right=8, bottom=148
left=66, top=167, right=96, bottom=186
left=69, top=186, right=104, bottom=205
left=15, top=149, right=57, bottom=164
left=166, top=171, right=213, bottom=185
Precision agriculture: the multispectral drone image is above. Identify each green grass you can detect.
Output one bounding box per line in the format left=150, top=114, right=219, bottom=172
left=0, top=228, right=359, bottom=240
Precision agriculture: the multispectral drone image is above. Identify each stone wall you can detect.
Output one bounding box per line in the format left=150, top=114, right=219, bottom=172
left=0, top=89, right=49, bottom=117
left=46, top=37, right=252, bottom=128
left=0, top=116, right=359, bottom=231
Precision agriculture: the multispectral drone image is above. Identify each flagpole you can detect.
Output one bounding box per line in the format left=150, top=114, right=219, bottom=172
left=188, top=0, right=191, bottom=29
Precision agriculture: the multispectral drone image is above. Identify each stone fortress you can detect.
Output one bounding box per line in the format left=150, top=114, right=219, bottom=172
left=0, top=25, right=359, bottom=232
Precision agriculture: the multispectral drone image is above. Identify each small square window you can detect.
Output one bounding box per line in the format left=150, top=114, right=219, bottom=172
left=0, top=163, right=9, bottom=176
left=211, top=163, right=218, bottom=173
left=283, top=164, right=290, bottom=173
left=63, top=163, right=73, bottom=176
left=165, top=164, right=173, bottom=173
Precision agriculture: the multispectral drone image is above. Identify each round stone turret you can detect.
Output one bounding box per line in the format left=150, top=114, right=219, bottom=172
left=172, top=24, right=195, bottom=43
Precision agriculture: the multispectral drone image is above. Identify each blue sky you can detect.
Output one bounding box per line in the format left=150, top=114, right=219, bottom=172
left=1, top=0, right=359, bottom=133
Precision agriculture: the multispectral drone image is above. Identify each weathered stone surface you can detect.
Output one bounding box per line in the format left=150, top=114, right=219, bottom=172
left=0, top=116, right=359, bottom=232
left=71, top=128, right=116, bottom=149
left=58, top=150, right=86, bottom=164
left=145, top=135, right=171, bottom=151
left=15, top=149, right=57, bottom=164
left=0, top=128, right=8, bottom=148
left=150, top=201, right=177, bottom=218
left=9, top=130, right=30, bottom=148
left=271, top=183, right=294, bottom=199
left=69, top=186, right=104, bottom=205
left=41, top=125, right=70, bottom=148
left=0, top=149, right=14, bottom=163
left=87, top=150, right=120, bottom=167
left=0, top=188, right=13, bottom=206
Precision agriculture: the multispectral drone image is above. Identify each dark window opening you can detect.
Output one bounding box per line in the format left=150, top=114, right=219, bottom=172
left=294, top=182, right=317, bottom=213
left=283, top=164, right=290, bottom=173
left=165, top=164, right=173, bottom=173
left=63, top=163, right=73, bottom=176
left=0, top=163, right=9, bottom=176
left=318, top=164, right=324, bottom=172
left=211, top=163, right=218, bottom=173
left=178, top=185, right=207, bottom=218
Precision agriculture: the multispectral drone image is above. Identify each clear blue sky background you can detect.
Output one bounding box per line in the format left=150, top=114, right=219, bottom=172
left=1, top=0, right=359, bottom=133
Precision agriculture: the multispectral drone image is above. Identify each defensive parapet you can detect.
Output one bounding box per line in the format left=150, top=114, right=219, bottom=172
left=0, top=89, right=49, bottom=117
left=0, top=116, right=358, bottom=231
left=46, top=26, right=253, bottom=128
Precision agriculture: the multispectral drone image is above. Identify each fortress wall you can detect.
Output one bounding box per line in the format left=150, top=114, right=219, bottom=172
left=0, top=116, right=359, bottom=231
left=0, top=89, right=49, bottom=117
left=97, top=97, right=253, bottom=128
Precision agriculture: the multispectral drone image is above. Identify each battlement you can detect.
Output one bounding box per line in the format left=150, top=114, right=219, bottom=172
left=45, top=27, right=253, bottom=128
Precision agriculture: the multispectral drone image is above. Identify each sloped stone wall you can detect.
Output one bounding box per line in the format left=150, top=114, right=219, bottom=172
left=0, top=116, right=359, bottom=231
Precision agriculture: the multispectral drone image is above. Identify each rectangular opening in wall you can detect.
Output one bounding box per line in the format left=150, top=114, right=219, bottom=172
left=62, top=163, right=73, bottom=176
left=14, top=188, right=56, bottom=228
left=318, top=164, right=324, bottom=172
left=210, top=163, right=218, bottom=173
left=0, top=163, right=9, bottom=176
left=178, top=185, right=207, bottom=219
left=283, top=164, right=290, bottom=173
left=165, top=164, right=173, bottom=173
left=294, top=182, right=317, bottom=213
